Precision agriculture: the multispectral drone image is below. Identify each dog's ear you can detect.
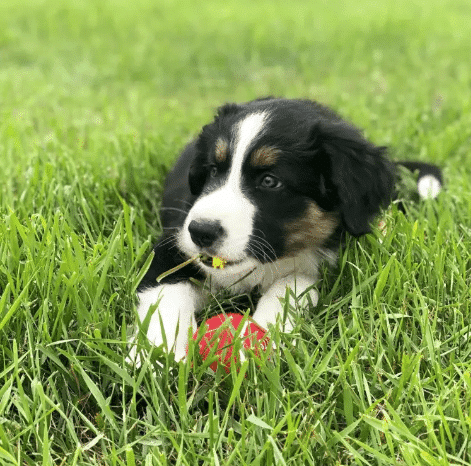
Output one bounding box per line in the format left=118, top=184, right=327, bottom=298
left=188, top=103, right=243, bottom=196
left=215, top=102, right=241, bottom=118
left=188, top=148, right=208, bottom=196
left=311, top=121, right=394, bottom=236
left=188, top=116, right=220, bottom=196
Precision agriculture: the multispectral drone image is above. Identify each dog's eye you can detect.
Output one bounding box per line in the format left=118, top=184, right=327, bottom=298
left=209, top=165, right=218, bottom=178
left=259, top=174, right=283, bottom=190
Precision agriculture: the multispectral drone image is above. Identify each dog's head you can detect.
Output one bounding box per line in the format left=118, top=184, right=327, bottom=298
left=178, top=98, right=394, bottom=273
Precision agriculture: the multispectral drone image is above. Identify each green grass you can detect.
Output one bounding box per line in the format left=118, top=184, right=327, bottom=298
left=1, top=0, right=471, bottom=464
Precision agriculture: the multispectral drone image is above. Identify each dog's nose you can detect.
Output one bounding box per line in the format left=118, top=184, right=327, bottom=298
left=188, top=220, right=225, bottom=249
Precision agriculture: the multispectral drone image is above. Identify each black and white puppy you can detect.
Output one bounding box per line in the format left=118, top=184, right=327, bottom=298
left=130, top=97, right=442, bottom=361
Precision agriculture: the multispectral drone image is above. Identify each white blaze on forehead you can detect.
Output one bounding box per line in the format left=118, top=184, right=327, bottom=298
left=228, top=112, right=268, bottom=188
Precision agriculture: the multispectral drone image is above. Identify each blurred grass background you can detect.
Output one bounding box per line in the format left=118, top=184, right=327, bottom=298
left=1, top=0, right=471, bottom=464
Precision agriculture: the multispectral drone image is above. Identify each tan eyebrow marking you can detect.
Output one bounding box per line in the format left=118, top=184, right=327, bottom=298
left=251, top=146, right=280, bottom=167
left=215, top=137, right=229, bottom=162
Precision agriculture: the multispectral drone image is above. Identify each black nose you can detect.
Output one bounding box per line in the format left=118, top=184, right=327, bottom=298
left=188, top=220, right=225, bottom=249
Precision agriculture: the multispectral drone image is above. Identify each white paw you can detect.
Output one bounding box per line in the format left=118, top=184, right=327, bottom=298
left=253, top=291, right=295, bottom=333
left=252, top=275, right=318, bottom=332
left=127, top=283, right=204, bottom=364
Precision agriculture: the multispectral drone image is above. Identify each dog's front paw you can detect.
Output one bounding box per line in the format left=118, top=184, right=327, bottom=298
left=128, top=283, right=204, bottom=363
left=252, top=275, right=318, bottom=332
left=253, top=291, right=295, bottom=333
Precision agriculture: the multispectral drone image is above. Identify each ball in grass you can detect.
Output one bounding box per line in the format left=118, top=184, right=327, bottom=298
left=191, top=313, right=269, bottom=372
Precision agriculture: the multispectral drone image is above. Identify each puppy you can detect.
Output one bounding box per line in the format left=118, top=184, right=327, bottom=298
left=130, top=97, right=442, bottom=361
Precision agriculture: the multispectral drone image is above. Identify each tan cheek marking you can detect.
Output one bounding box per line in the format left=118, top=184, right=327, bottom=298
left=215, top=138, right=228, bottom=163
left=251, top=146, right=280, bottom=167
left=285, top=202, right=339, bottom=255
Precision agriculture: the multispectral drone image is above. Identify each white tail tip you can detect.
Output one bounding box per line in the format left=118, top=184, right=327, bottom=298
left=418, top=175, right=442, bottom=200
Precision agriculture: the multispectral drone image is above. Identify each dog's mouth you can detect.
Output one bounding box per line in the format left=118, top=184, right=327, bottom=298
left=156, top=253, right=246, bottom=283
left=199, top=254, right=244, bottom=269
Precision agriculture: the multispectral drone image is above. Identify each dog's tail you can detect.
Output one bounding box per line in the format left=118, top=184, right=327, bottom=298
left=396, top=161, right=443, bottom=200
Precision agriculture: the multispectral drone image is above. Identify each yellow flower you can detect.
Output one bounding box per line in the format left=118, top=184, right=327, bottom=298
left=212, top=257, right=227, bottom=269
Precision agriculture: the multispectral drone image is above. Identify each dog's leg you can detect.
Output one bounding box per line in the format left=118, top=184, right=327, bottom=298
left=253, top=275, right=318, bottom=332
left=128, top=282, right=207, bottom=363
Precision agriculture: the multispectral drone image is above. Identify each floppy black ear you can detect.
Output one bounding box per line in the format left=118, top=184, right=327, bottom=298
left=312, top=121, right=394, bottom=236
left=188, top=122, right=215, bottom=196
left=188, top=154, right=208, bottom=196
left=188, top=102, right=243, bottom=196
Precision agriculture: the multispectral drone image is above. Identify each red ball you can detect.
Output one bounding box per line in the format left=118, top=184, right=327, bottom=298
left=191, top=313, right=269, bottom=372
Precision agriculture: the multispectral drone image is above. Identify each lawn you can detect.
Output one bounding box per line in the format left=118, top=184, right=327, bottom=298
left=1, top=0, right=471, bottom=464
